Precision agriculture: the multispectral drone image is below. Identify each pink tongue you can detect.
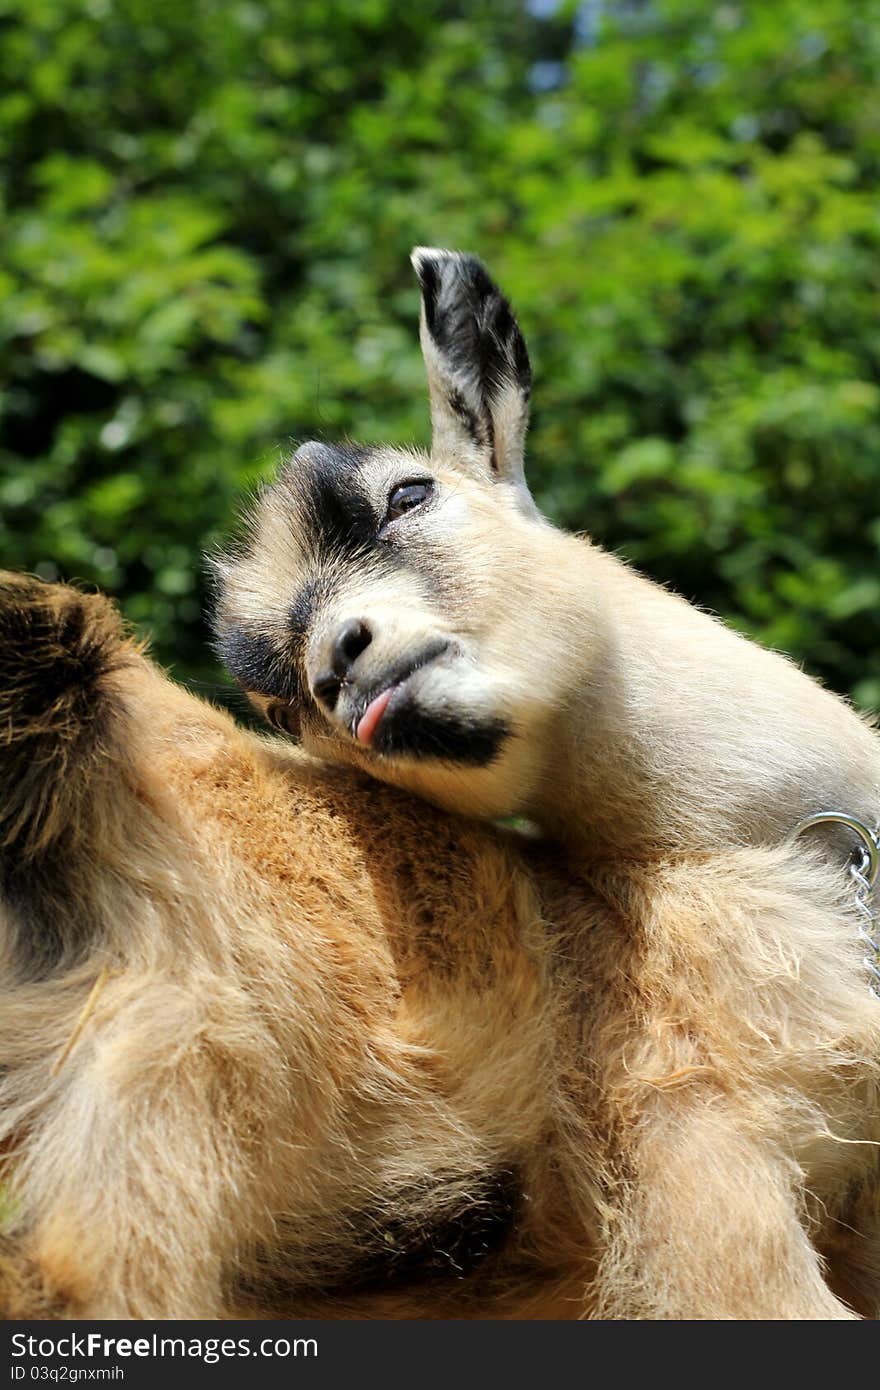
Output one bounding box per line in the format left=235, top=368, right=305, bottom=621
left=356, top=686, right=396, bottom=746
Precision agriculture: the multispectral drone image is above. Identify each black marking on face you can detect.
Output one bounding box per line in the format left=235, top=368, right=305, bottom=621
left=216, top=626, right=304, bottom=706
left=287, top=578, right=320, bottom=645
left=283, top=442, right=387, bottom=569
left=374, top=702, right=510, bottom=766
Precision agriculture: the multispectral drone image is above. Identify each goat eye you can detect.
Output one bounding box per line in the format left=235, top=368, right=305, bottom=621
left=266, top=702, right=301, bottom=739
left=385, top=480, right=431, bottom=524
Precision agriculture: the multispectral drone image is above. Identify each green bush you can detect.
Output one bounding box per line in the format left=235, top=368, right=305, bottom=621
left=1, top=0, right=878, bottom=707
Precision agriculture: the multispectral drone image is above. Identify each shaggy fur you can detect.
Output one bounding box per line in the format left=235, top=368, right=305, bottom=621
left=1, top=573, right=879, bottom=1319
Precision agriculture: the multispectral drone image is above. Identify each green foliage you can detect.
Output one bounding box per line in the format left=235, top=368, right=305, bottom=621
left=1, top=0, right=878, bottom=707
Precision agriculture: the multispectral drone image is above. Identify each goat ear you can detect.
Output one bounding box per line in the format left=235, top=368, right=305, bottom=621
left=411, top=247, right=535, bottom=510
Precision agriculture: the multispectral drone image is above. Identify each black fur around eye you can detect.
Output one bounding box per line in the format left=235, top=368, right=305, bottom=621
left=385, top=480, right=432, bottom=524
left=266, top=702, right=301, bottom=739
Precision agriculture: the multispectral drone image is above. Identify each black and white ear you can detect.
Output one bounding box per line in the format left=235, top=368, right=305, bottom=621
left=411, top=247, right=535, bottom=512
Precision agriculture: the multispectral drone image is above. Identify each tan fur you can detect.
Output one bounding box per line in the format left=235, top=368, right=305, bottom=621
left=1, top=573, right=879, bottom=1319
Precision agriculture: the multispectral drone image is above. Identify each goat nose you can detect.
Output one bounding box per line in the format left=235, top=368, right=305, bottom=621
left=312, top=619, right=373, bottom=710
left=331, top=618, right=372, bottom=678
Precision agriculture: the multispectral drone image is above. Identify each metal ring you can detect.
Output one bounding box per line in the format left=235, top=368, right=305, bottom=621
left=789, top=810, right=879, bottom=889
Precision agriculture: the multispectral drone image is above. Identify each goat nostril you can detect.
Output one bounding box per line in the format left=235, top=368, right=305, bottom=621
left=330, top=618, right=372, bottom=679
left=314, top=619, right=372, bottom=710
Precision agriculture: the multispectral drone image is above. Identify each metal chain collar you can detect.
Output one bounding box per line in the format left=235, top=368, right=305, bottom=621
left=790, top=810, right=880, bottom=999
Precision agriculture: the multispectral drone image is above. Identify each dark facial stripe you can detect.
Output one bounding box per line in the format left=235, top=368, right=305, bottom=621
left=283, top=443, right=381, bottom=568
left=215, top=626, right=304, bottom=705
left=375, top=705, right=510, bottom=766
left=288, top=578, right=320, bottom=645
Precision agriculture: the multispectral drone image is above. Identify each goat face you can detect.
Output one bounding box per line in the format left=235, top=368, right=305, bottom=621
left=212, top=251, right=581, bottom=820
